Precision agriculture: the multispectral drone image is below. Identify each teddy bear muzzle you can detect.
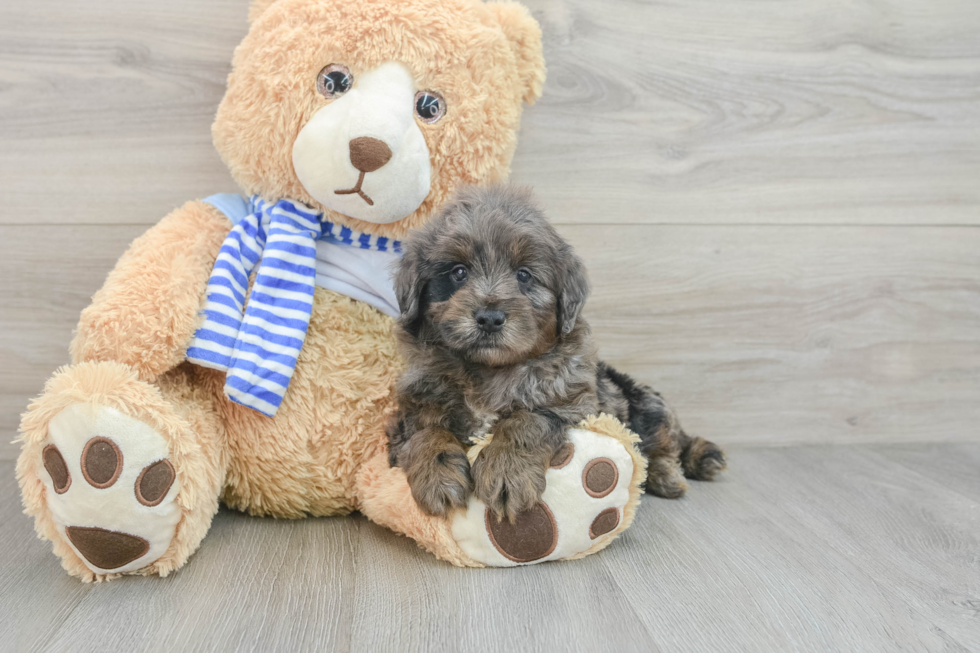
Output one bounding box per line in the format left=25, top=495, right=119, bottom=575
left=292, top=61, right=432, bottom=224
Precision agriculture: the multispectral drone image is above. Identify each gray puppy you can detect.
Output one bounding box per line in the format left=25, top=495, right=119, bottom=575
left=387, top=185, right=725, bottom=520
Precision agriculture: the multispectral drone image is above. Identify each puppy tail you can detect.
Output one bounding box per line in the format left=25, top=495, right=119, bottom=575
left=596, top=362, right=726, bottom=486
left=674, top=429, right=727, bottom=482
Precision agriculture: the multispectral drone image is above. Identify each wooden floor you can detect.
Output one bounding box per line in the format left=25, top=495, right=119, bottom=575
left=3, top=444, right=979, bottom=652
left=1, top=0, right=979, bottom=650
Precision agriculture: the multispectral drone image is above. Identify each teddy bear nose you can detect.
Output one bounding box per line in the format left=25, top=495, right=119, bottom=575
left=348, top=136, right=393, bottom=173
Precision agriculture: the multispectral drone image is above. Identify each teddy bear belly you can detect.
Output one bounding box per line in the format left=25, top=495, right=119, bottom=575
left=178, top=288, right=403, bottom=518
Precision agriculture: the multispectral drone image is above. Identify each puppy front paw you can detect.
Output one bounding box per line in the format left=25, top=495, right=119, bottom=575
left=406, top=451, right=473, bottom=518
left=472, top=444, right=547, bottom=523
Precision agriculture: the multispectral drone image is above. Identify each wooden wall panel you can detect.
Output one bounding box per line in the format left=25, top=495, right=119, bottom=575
left=1, top=0, right=977, bottom=226
left=514, top=0, right=980, bottom=225
left=565, top=224, right=980, bottom=446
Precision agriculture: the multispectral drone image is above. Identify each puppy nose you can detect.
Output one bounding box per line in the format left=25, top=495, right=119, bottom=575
left=348, top=136, right=392, bottom=173
left=475, top=308, right=506, bottom=333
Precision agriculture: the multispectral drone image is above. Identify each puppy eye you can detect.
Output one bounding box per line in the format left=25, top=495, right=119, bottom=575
left=450, top=264, right=468, bottom=283
left=414, top=90, right=446, bottom=124
left=516, top=268, right=532, bottom=284
left=317, top=64, right=353, bottom=99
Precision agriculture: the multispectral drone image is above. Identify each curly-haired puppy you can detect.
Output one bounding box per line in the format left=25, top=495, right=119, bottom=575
left=387, top=185, right=726, bottom=520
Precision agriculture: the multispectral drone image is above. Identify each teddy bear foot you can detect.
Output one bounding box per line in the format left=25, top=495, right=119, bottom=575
left=18, top=361, right=223, bottom=580
left=451, top=427, right=639, bottom=566
left=39, top=402, right=182, bottom=575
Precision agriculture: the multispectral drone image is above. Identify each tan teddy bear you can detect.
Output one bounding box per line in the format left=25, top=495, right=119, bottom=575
left=17, top=0, right=648, bottom=580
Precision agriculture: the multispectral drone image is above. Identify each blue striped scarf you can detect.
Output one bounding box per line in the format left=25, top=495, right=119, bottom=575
left=186, top=196, right=401, bottom=417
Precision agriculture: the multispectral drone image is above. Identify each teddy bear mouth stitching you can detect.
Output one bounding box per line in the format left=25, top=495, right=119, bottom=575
left=335, top=170, right=375, bottom=206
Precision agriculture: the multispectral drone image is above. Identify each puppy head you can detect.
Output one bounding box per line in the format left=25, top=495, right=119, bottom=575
left=396, top=185, right=589, bottom=366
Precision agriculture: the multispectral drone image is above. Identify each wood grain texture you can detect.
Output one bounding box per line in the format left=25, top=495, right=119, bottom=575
left=0, top=226, right=146, bottom=459
left=3, top=446, right=979, bottom=651
left=0, top=0, right=244, bottom=226
left=0, top=467, right=94, bottom=653
left=874, top=442, right=980, bottom=502
left=1, top=0, right=978, bottom=226
left=38, top=508, right=360, bottom=652
left=566, top=223, right=980, bottom=447
left=514, top=0, right=980, bottom=225
left=603, top=444, right=980, bottom=652
left=730, top=446, right=980, bottom=650
left=2, top=222, right=977, bottom=459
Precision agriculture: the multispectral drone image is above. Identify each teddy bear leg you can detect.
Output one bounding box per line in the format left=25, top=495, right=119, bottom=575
left=451, top=424, right=645, bottom=566
left=357, top=416, right=647, bottom=568
left=17, top=361, right=227, bottom=581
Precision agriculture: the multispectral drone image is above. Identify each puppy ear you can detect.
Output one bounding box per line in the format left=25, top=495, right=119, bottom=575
left=486, top=1, right=547, bottom=105
left=557, top=248, right=590, bottom=336
left=394, top=246, right=427, bottom=338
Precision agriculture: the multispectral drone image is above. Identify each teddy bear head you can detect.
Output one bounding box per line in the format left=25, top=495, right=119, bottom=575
left=212, top=0, right=545, bottom=238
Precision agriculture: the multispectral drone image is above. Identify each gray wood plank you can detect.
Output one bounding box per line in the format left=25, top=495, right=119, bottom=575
left=1, top=0, right=979, bottom=227
left=0, top=0, right=244, bottom=226
left=598, top=448, right=980, bottom=652
left=5, top=446, right=979, bottom=652
left=35, top=507, right=359, bottom=653
left=874, top=442, right=980, bottom=502
left=4, top=223, right=978, bottom=458
left=0, top=226, right=146, bottom=459
left=567, top=223, right=980, bottom=448
left=349, top=519, right=658, bottom=653
left=0, top=464, right=93, bottom=653
left=514, top=0, right=980, bottom=225
left=732, top=446, right=980, bottom=651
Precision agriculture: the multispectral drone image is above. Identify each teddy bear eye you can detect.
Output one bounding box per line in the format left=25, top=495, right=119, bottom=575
left=317, top=64, right=353, bottom=99
left=414, top=90, right=446, bottom=124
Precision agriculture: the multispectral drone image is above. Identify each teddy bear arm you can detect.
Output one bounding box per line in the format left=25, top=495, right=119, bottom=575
left=70, top=200, right=231, bottom=382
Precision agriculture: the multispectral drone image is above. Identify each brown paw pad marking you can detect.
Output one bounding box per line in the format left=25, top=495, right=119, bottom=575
left=43, top=445, right=71, bottom=494
left=81, top=437, right=122, bottom=489
left=65, top=526, right=149, bottom=570
left=582, top=457, right=618, bottom=498
left=590, top=507, right=620, bottom=540
left=136, top=459, right=176, bottom=507
left=485, top=502, right=558, bottom=563
left=549, top=442, right=575, bottom=469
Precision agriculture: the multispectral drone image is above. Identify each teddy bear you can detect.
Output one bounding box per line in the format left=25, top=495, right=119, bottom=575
left=17, top=0, right=647, bottom=580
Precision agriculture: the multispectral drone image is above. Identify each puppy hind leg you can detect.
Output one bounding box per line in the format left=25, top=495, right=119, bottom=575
left=640, top=424, right=688, bottom=499
left=596, top=363, right=702, bottom=497
left=636, top=400, right=726, bottom=485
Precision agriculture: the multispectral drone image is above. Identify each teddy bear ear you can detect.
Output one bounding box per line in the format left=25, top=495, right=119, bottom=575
left=248, top=0, right=280, bottom=23
left=486, top=1, right=547, bottom=105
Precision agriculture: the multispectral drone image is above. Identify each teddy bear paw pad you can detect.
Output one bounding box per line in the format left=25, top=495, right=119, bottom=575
left=40, top=404, right=180, bottom=574
left=452, top=428, right=634, bottom=566
left=484, top=502, right=558, bottom=563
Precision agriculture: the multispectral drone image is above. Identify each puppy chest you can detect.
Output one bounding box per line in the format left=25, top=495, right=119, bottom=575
left=461, top=398, right=499, bottom=444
